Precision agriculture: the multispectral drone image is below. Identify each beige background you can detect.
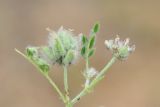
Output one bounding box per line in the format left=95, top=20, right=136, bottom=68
left=0, top=0, right=160, bottom=107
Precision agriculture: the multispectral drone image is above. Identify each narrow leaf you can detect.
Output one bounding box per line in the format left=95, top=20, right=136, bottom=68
left=93, top=23, right=100, bottom=33
left=89, top=35, right=95, bottom=49
left=82, top=35, right=88, bottom=45
left=81, top=46, right=86, bottom=56
left=88, top=48, right=95, bottom=57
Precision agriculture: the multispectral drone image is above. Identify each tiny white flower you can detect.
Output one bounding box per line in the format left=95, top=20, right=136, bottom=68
left=105, top=40, right=114, bottom=50
left=86, top=67, right=98, bottom=78
left=105, top=35, right=135, bottom=60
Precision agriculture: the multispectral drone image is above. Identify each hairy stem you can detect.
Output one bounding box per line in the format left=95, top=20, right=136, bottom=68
left=15, top=49, right=66, bottom=103
left=63, top=65, right=69, bottom=95
left=71, top=88, right=87, bottom=105
left=94, top=56, right=117, bottom=80
left=44, top=74, right=66, bottom=103
left=86, top=56, right=89, bottom=71
left=66, top=103, right=73, bottom=107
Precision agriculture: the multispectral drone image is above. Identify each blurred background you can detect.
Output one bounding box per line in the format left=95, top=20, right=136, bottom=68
left=0, top=0, right=160, bottom=107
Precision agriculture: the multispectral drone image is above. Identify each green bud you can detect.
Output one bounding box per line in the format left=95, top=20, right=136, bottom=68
left=54, top=37, right=66, bottom=57
left=118, top=46, right=129, bottom=59
left=41, top=47, right=54, bottom=60
left=26, top=47, right=38, bottom=58
left=63, top=50, right=75, bottom=65
left=26, top=46, right=50, bottom=73
left=36, top=58, right=50, bottom=73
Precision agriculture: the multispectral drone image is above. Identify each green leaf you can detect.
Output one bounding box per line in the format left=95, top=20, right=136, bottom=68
left=93, top=23, right=100, bottom=33
left=82, top=35, right=88, bottom=45
left=81, top=46, right=86, bottom=56
left=89, top=35, right=95, bottom=49
left=88, top=48, right=95, bottom=57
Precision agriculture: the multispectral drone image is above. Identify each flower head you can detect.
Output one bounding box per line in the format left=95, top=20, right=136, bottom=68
left=25, top=26, right=81, bottom=71
left=105, top=35, right=135, bottom=60
left=46, top=26, right=81, bottom=65
left=86, top=67, right=98, bottom=79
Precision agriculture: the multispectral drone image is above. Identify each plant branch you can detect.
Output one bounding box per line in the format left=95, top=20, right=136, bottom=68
left=71, top=56, right=117, bottom=105
left=15, top=48, right=66, bottom=103
left=63, top=65, right=69, bottom=95
left=44, top=74, right=66, bottom=103
left=94, top=56, right=117, bottom=80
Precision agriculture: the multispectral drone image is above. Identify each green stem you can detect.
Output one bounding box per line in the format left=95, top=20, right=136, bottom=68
left=15, top=48, right=44, bottom=74
left=66, top=103, right=73, bottom=107
left=86, top=56, right=89, bottom=71
left=63, top=65, right=71, bottom=107
left=94, top=56, right=117, bottom=80
left=84, top=46, right=90, bottom=87
left=44, top=74, right=66, bottom=103
left=63, top=65, right=69, bottom=95
left=85, top=42, right=90, bottom=71
left=71, top=88, right=87, bottom=105
left=71, top=56, right=117, bottom=105
left=15, top=49, right=66, bottom=103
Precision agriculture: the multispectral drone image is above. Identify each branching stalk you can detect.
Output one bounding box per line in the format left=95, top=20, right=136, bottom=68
left=71, top=56, right=117, bottom=105
left=15, top=49, right=66, bottom=103
left=94, top=56, right=117, bottom=80
left=15, top=24, right=135, bottom=107
left=44, top=74, right=66, bottom=103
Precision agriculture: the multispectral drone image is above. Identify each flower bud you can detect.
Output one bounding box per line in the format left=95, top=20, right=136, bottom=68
left=63, top=50, right=75, bottom=65
left=26, top=46, right=50, bottom=73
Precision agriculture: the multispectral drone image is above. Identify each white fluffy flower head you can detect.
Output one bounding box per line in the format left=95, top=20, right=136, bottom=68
left=46, top=26, right=81, bottom=65
left=86, top=67, right=98, bottom=78
left=105, top=35, right=135, bottom=60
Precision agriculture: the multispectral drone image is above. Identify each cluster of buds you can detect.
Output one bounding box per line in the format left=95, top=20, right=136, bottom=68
left=46, top=27, right=81, bottom=65
left=105, top=36, right=135, bottom=60
left=16, top=23, right=136, bottom=107
left=25, top=27, right=81, bottom=73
